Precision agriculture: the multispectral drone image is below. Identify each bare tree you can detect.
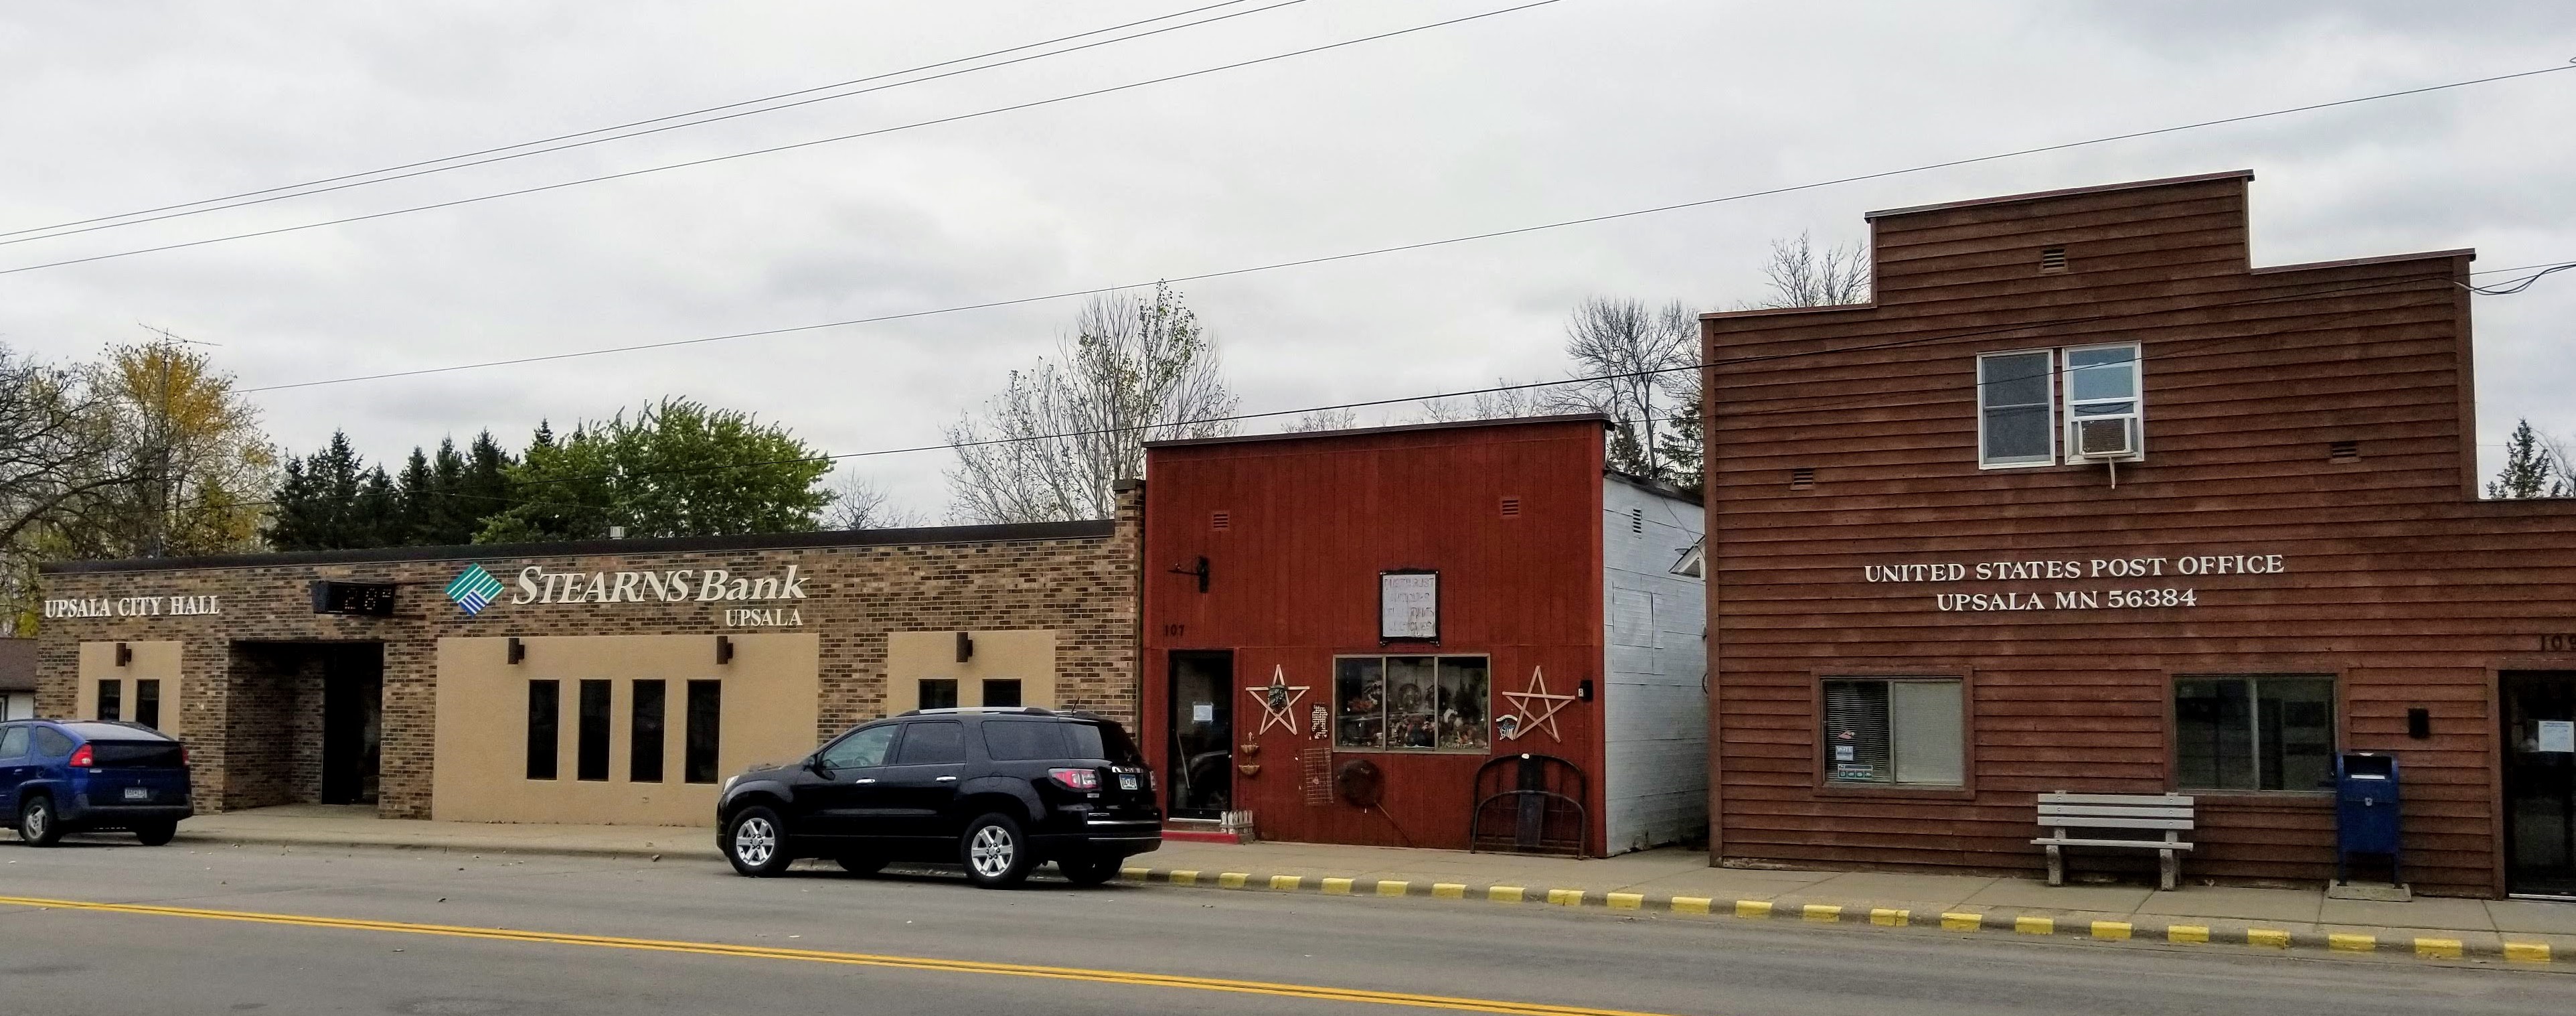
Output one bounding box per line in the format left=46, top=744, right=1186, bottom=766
left=1754, top=232, right=1871, bottom=308
left=1287, top=408, right=1358, bottom=433
left=1549, top=298, right=1696, bottom=477
left=947, top=283, right=1237, bottom=522
left=824, top=472, right=929, bottom=530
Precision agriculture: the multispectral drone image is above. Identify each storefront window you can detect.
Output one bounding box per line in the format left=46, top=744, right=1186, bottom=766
left=1822, top=678, right=1963, bottom=786
left=1336, top=655, right=1488, bottom=752
left=2176, top=676, right=2334, bottom=791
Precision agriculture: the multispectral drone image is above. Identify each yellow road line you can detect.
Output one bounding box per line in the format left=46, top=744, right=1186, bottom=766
left=0, top=895, right=1675, bottom=1016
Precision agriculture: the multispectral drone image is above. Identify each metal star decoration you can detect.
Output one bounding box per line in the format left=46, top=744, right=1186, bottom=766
left=1499, top=666, right=1576, bottom=741
left=1244, top=664, right=1309, bottom=737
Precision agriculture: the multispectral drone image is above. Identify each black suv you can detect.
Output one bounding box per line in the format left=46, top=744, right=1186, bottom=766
left=714, top=708, right=1160, bottom=887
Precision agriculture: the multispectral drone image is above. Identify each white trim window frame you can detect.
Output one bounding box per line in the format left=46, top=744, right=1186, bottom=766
left=2062, top=342, right=2145, bottom=462
left=1976, top=349, right=2057, bottom=469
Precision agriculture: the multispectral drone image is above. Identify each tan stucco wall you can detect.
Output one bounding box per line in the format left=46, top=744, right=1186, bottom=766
left=76, top=641, right=183, bottom=735
left=432, top=634, right=819, bottom=826
left=884, top=630, right=1057, bottom=713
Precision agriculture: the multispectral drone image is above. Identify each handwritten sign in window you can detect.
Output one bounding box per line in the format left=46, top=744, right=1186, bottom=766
left=1380, top=571, right=1439, bottom=642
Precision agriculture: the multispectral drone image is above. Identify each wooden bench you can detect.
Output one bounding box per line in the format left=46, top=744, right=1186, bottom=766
left=2033, top=792, right=2194, bottom=891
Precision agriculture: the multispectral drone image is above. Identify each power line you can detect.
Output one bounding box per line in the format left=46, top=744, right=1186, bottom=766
left=225, top=63, right=2576, bottom=394
left=0, top=0, right=1311, bottom=247
left=0, top=0, right=1571, bottom=279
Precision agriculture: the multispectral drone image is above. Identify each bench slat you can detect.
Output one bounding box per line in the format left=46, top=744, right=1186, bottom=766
left=2038, top=793, right=2194, bottom=807
left=2042, top=816, right=2194, bottom=830
left=2034, top=837, right=2194, bottom=851
left=2038, top=804, right=2195, bottom=820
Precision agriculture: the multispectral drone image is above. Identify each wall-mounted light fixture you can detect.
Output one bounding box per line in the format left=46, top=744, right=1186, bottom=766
left=955, top=631, right=975, bottom=663
left=1576, top=679, right=1595, bottom=703
left=716, top=635, right=735, bottom=665
left=507, top=637, right=525, bottom=664
left=1168, top=555, right=1210, bottom=593
left=114, top=642, right=131, bottom=667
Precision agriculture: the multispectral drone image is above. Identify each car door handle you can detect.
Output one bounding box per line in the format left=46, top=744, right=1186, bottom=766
left=855, top=778, right=876, bottom=784
left=936, top=776, right=958, bottom=782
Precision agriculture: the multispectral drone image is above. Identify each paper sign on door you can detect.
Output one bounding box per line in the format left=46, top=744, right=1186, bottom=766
left=2538, top=720, right=2575, bottom=753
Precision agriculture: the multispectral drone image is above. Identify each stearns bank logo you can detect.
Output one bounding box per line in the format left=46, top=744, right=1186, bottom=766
left=444, top=565, right=506, bottom=616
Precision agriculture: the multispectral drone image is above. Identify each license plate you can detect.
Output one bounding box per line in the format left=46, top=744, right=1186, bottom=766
left=1117, top=774, right=1140, bottom=791
left=123, top=787, right=149, bottom=802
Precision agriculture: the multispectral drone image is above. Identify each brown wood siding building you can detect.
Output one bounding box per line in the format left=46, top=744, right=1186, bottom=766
left=1700, top=170, right=2576, bottom=897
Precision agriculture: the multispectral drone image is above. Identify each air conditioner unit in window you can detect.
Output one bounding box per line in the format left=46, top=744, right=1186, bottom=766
left=2071, top=417, right=2136, bottom=459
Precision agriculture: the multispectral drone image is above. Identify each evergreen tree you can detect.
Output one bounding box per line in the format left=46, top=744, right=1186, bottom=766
left=264, top=431, right=380, bottom=550
left=457, top=430, right=517, bottom=528
left=392, top=446, right=436, bottom=542
left=2487, top=419, right=2567, bottom=499
left=1659, top=387, right=1704, bottom=500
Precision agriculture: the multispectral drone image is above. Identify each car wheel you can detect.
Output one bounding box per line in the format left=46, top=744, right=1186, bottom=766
left=835, top=855, right=886, bottom=875
left=17, top=796, right=62, bottom=847
left=724, top=806, right=793, bottom=877
left=960, top=813, right=1032, bottom=889
left=1058, top=857, right=1121, bottom=887
left=134, top=822, right=177, bottom=847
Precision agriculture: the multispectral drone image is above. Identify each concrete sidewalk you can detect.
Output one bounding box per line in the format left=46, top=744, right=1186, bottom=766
left=155, top=806, right=2576, bottom=964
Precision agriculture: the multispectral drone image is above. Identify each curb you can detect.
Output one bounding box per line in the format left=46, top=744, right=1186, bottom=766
left=1114, top=865, right=2562, bottom=966
left=173, top=831, right=719, bottom=863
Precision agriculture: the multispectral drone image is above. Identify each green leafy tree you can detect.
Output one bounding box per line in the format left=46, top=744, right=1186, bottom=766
left=2488, top=419, right=2570, bottom=498
left=476, top=398, right=831, bottom=542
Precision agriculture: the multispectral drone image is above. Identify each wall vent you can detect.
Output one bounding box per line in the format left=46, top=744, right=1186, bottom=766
left=1629, top=507, right=1645, bottom=534
left=2330, top=441, right=2360, bottom=463
left=2040, top=246, right=2069, bottom=272
left=1790, top=467, right=1816, bottom=490
left=1500, top=496, right=1521, bottom=518
left=1210, top=510, right=1230, bottom=531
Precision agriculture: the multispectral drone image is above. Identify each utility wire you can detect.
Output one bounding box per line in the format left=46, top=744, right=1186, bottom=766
left=0, top=0, right=1312, bottom=247
left=0, top=0, right=1570, bottom=279
left=222, top=62, right=2576, bottom=394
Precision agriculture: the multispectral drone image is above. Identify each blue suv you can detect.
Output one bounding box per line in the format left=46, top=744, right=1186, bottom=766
left=1, top=720, right=193, bottom=847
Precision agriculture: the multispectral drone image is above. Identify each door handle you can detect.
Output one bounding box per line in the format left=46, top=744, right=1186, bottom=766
left=855, top=778, right=876, bottom=784
left=936, top=776, right=958, bottom=782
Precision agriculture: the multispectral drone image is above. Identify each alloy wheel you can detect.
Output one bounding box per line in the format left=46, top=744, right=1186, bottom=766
left=22, top=802, right=47, bottom=841
left=733, top=816, right=777, bottom=867
left=969, top=824, right=1015, bottom=877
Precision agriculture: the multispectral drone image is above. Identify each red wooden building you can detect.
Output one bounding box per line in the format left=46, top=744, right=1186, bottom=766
left=1139, top=417, right=1707, bottom=855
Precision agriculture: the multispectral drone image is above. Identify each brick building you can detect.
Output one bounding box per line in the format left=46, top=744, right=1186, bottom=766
left=34, top=499, right=1139, bottom=826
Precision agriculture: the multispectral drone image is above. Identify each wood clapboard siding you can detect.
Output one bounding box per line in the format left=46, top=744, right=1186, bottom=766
left=1702, top=171, right=2576, bottom=897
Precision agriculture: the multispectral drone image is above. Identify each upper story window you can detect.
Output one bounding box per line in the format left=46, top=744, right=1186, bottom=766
left=1976, top=343, right=2144, bottom=468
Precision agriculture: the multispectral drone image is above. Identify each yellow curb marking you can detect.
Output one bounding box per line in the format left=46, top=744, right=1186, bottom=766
left=1869, top=909, right=1908, bottom=928
left=1941, top=912, right=1981, bottom=932
left=2014, top=916, right=2053, bottom=936
left=1433, top=883, right=1466, bottom=899
left=1376, top=881, right=1411, bottom=897
left=1218, top=873, right=1248, bottom=889
left=2166, top=925, right=2208, bottom=945
left=0, top=894, right=1677, bottom=1016
left=2090, top=921, right=2131, bottom=942
left=1490, top=886, right=1525, bottom=903
left=1168, top=870, right=1200, bottom=886
left=1269, top=875, right=1303, bottom=891
left=1321, top=877, right=1354, bottom=895
left=2328, top=933, right=2376, bottom=953
left=2504, top=942, right=2551, bottom=963
left=1735, top=900, right=1772, bottom=919
left=1547, top=889, right=1584, bottom=907
left=2413, top=938, right=2462, bottom=959
left=2247, top=929, right=2290, bottom=949
left=1606, top=893, right=1644, bottom=911
left=1670, top=897, right=1710, bottom=916
left=1119, top=867, right=1151, bottom=881
left=1801, top=905, right=1841, bottom=923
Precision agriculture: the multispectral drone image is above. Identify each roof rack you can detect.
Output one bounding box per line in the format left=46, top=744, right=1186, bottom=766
left=895, top=707, right=1058, bottom=717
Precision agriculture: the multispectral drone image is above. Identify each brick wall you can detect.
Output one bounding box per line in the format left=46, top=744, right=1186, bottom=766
left=36, top=506, right=1139, bottom=820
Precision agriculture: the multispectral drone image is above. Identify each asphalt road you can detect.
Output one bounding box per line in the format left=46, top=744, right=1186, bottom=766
left=0, top=834, right=2565, bottom=1016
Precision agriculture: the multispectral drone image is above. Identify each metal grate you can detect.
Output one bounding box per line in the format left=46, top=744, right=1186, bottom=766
left=2040, top=246, right=2069, bottom=271
left=2330, top=441, right=2360, bottom=463
left=1211, top=510, right=1229, bottom=530
left=1500, top=496, right=1521, bottom=518
left=1790, top=467, right=1816, bottom=490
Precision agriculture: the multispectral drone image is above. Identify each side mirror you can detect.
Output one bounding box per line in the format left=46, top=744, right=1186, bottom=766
left=805, top=755, right=830, bottom=777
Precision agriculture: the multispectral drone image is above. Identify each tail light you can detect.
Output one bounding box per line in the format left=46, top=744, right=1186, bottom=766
left=181, top=746, right=190, bottom=766
left=1047, top=768, right=1101, bottom=791
left=68, top=744, right=94, bottom=769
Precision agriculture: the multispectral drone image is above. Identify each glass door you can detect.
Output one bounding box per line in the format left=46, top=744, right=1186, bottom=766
left=1167, top=652, right=1233, bottom=820
left=2503, top=672, right=2576, bottom=896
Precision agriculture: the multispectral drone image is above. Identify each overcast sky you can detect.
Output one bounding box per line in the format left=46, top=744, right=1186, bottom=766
left=3, top=1, right=2571, bottom=519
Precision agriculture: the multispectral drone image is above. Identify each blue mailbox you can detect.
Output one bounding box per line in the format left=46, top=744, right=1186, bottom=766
left=2334, top=752, right=2401, bottom=885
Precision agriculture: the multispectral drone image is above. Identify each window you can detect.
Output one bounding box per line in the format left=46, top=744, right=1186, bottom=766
left=983, top=721, right=1064, bottom=761
left=819, top=724, right=897, bottom=770
left=918, top=678, right=959, bottom=711
left=135, top=679, right=161, bottom=730
left=0, top=726, right=27, bottom=758
left=526, top=680, right=560, bottom=780
left=1822, top=678, right=1963, bottom=787
left=631, top=680, right=665, bottom=783
left=2176, top=676, right=2334, bottom=791
left=576, top=680, right=611, bottom=782
left=1977, top=350, right=2055, bottom=467
left=96, top=679, right=123, bottom=722
left=684, top=680, right=722, bottom=784
left=33, top=726, right=72, bottom=757
left=1334, top=655, right=1489, bottom=752
left=2063, top=344, right=2142, bottom=459
left=981, top=678, right=1022, bottom=709
left=892, top=721, right=965, bottom=765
